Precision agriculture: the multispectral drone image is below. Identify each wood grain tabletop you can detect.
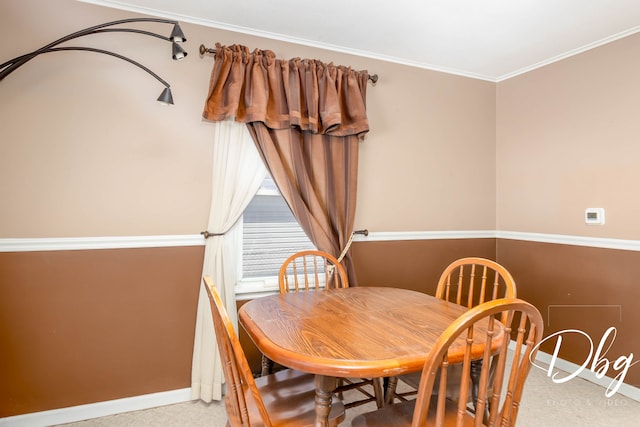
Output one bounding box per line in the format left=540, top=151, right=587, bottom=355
left=239, top=286, right=503, bottom=378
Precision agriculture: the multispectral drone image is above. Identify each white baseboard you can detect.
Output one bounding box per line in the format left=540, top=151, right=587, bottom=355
left=0, top=388, right=193, bottom=427
left=510, top=342, right=640, bottom=401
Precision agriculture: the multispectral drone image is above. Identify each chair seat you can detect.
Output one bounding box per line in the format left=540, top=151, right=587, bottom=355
left=392, top=365, right=468, bottom=403
left=351, top=396, right=479, bottom=427
left=243, top=368, right=345, bottom=427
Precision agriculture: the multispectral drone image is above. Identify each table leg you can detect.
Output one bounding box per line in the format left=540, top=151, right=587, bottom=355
left=314, top=374, right=337, bottom=427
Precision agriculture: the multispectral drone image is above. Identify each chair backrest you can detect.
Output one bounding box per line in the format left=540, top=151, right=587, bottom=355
left=436, top=257, right=516, bottom=310
left=278, top=250, right=349, bottom=293
left=411, top=298, right=544, bottom=427
left=204, top=276, right=271, bottom=427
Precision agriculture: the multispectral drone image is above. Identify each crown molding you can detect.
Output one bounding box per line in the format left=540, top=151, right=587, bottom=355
left=496, top=26, right=640, bottom=82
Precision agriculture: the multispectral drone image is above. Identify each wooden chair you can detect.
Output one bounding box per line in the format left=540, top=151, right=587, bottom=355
left=435, top=257, right=517, bottom=312
left=204, top=276, right=345, bottom=427
left=260, top=250, right=349, bottom=375
left=278, top=249, right=349, bottom=293
left=386, top=257, right=517, bottom=405
left=351, top=298, right=544, bottom=427
left=273, top=250, right=384, bottom=410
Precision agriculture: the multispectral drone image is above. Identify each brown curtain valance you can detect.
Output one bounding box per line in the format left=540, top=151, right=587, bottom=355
left=203, top=43, right=370, bottom=137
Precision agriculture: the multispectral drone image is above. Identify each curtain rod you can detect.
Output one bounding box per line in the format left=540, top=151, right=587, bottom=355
left=199, top=44, right=378, bottom=84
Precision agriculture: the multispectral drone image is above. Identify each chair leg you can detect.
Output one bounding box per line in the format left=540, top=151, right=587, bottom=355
left=470, top=359, right=491, bottom=423
left=372, top=378, right=384, bottom=408
left=334, top=377, right=385, bottom=409
left=336, top=378, right=345, bottom=401
left=470, top=359, right=481, bottom=409
left=385, top=376, right=398, bottom=404
left=260, top=354, right=274, bottom=377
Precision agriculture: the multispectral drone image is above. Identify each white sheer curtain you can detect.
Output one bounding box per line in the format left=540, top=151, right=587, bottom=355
left=191, top=120, right=266, bottom=402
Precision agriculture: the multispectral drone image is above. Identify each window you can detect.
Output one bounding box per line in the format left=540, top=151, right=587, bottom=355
left=238, top=174, right=316, bottom=296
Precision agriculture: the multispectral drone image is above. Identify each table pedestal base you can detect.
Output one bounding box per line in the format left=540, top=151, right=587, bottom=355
left=314, top=375, right=337, bottom=427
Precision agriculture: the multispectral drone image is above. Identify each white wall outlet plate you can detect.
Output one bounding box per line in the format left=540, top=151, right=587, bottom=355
left=585, top=208, right=605, bottom=225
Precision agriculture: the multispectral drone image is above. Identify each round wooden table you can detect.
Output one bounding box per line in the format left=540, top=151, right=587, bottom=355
left=238, top=286, right=503, bottom=427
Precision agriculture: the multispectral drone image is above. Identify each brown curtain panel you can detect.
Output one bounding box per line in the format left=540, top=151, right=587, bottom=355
left=203, top=44, right=370, bottom=283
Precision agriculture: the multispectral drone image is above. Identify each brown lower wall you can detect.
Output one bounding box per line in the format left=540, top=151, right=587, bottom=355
left=497, top=239, right=640, bottom=388
left=2, top=237, right=638, bottom=418
left=351, top=238, right=498, bottom=293
left=0, top=246, right=204, bottom=417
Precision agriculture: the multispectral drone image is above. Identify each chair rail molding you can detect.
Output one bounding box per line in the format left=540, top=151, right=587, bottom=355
left=353, top=230, right=640, bottom=252
left=352, top=230, right=497, bottom=241
left=1, top=231, right=639, bottom=252
left=496, top=231, right=640, bottom=251
left=0, top=234, right=204, bottom=252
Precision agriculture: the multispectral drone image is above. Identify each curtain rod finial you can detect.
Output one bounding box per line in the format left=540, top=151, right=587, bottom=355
left=199, top=44, right=216, bottom=57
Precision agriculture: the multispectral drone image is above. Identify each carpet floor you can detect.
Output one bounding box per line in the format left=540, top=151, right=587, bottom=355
left=56, top=361, right=638, bottom=426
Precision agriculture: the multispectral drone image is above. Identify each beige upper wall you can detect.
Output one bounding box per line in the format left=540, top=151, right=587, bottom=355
left=357, top=64, right=496, bottom=232
left=1, top=0, right=213, bottom=237
left=496, top=33, right=640, bottom=240
left=1, top=0, right=494, bottom=238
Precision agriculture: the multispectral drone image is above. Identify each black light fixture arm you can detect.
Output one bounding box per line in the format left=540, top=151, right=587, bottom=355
left=7, top=47, right=171, bottom=88
left=0, top=18, right=185, bottom=103
left=89, top=28, right=172, bottom=42
left=0, top=18, right=185, bottom=81
left=32, top=18, right=184, bottom=52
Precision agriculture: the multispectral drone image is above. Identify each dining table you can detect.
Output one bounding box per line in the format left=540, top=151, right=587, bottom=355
left=238, top=286, right=504, bottom=427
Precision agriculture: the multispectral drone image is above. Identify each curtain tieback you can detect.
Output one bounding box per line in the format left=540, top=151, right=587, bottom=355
left=200, top=230, right=226, bottom=239
left=336, top=229, right=369, bottom=263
